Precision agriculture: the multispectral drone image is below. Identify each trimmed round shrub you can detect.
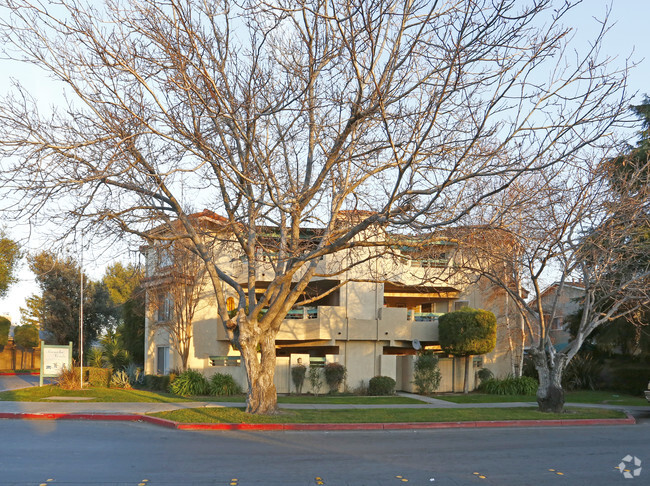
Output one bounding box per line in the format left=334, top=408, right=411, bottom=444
left=168, top=369, right=210, bottom=397
left=368, top=376, right=396, bottom=396
left=209, top=372, right=242, bottom=396
left=323, top=362, right=347, bottom=393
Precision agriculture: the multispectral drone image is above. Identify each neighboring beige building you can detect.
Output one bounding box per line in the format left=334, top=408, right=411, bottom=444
left=533, top=281, right=584, bottom=348
left=143, top=212, right=519, bottom=393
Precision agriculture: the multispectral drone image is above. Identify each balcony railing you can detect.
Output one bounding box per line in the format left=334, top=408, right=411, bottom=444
left=285, top=307, right=318, bottom=319
left=408, top=311, right=444, bottom=322
left=209, top=356, right=241, bottom=367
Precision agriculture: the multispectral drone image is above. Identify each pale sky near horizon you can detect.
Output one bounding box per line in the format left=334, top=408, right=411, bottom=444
left=0, top=0, right=648, bottom=325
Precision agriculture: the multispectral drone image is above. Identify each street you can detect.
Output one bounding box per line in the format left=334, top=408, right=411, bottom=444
left=0, top=375, right=43, bottom=392
left=0, top=419, right=648, bottom=485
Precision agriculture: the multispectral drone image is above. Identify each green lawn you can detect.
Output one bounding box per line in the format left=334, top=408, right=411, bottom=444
left=277, top=395, right=424, bottom=404
left=0, top=385, right=191, bottom=402
left=434, top=390, right=648, bottom=407
left=0, top=386, right=424, bottom=404
left=150, top=406, right=626, bottom=424
left=435, top=393, right=536, bottom=404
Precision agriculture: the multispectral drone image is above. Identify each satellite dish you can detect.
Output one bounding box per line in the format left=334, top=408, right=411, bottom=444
left=412, top=338, right=422, bottom=351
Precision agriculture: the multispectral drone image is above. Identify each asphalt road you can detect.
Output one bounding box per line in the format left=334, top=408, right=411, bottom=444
left=0, top=420, right=648, bottom=485
left=0, top=374, right=42, bottom=391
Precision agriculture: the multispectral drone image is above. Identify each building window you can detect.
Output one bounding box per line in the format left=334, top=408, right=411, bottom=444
left=157, top=247, right=173, bottom=269
left=156, top=346, right=169, bottom=375
left=434, top=301, right=449, bottom=314
left=157, top=293, right=174, bottom=322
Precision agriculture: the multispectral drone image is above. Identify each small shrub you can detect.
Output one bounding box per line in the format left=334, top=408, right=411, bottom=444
left=169, top=369, right=210, bottom=397
left=56, top=367, right=80, bottom=390
left=562, top=354, right=603, bottom=391
left=308, top=366, right=324, bottom=396
left=323, top=362, right=346, bottom=393
left=291, top=365, right=307, bottom=394
left=478, top=375, right=538, bottom=395
left=368, top=376, right=396, bottom=396
left=110, top=370, right=132, bottom=389
left=125, top=363, right=144, bottom=386
left=143, top=374, right=172, bottom=392
left=209, top=373, right=242, bottom=396
left=477, top=367, right=493, bottom=384
left=413, top=350, right=442, bottom=395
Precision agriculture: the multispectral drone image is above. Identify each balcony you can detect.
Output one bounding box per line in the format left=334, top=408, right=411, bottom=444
left=276, top=306, right=347, bottom=341
left=219, top=305, right=441, bottom=343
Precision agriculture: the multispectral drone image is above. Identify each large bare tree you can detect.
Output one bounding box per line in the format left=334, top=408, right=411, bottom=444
left=0, top=0, right=629, bottom=413
left=457, top=160, right=650, bottom=412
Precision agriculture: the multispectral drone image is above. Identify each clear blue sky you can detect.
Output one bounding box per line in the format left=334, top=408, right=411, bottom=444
left=0, top=0, right=648, bottom=324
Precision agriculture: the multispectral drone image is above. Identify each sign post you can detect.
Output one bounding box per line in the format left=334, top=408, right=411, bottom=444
left=39, top=341, right=73, bottom=386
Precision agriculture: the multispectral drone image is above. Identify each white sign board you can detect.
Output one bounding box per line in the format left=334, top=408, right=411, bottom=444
left=40, top=341, right=73, bottom=386
left=43, top=347, right=70, bottom=374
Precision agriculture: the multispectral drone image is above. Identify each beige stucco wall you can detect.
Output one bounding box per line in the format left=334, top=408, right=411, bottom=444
left=143, top=237, right=518, bottom=393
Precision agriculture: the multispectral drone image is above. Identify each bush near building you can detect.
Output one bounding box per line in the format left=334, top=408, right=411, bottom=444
left=324, top=362, right=346, bottom=393
left=368, top=376, right=396, bottom=396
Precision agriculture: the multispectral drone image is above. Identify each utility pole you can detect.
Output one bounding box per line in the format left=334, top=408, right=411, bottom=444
left=79, top=231, right=84, bottom=389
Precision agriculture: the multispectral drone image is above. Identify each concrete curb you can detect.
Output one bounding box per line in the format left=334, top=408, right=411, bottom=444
left=0, top=412, right=636, bottom=430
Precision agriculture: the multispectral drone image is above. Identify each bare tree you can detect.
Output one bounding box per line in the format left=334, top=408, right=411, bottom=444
left=146, top=242, right=206, bottom=372
left=0, top=0, right=629, bottom=413
left=458, top=162, right=650, bottom=412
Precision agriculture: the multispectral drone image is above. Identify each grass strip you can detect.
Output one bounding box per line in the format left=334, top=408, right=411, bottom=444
left=0, top=385, right=190, bottom=403
left=435, top=390, right=648, bottom=407
left=277, top=395, right=424, bottom=404
left=0, top=386, right=424, bottom=404
left=149, top=406, right=626, bottom=424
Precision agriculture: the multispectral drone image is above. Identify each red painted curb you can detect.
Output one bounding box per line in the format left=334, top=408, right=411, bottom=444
left=0, top=412, right=637, bottom=430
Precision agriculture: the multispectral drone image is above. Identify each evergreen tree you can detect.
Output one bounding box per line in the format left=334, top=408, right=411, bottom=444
left=0, top=232, right=20, bottom=298
left=27, top=251, right=113, bottom=356
left=102, top=262, right=145, bottom=365
left=439, top=308, right=497, bottom=394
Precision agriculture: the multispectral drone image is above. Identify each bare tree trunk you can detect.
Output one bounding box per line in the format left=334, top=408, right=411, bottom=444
left=240, top=326, right=278, bottom=415
left=463, top=355, right=471, bottom=394
left=531, top=348, right=566, bottom=413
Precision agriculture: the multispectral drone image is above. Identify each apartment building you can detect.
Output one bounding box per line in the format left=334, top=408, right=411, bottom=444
left=143, top=211, right=517, bottom=393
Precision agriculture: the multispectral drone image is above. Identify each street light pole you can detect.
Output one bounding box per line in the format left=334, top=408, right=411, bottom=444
left=79, top=231, right=84, bottom=389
